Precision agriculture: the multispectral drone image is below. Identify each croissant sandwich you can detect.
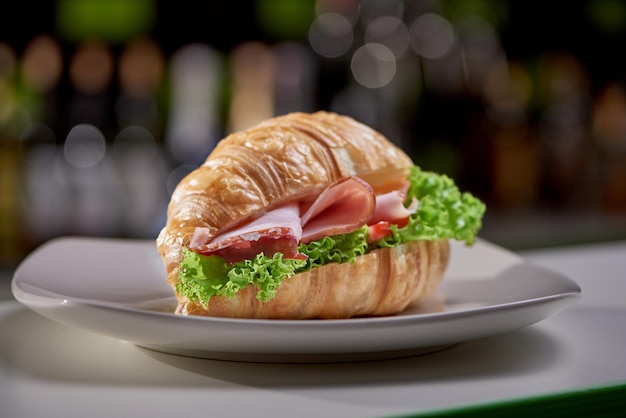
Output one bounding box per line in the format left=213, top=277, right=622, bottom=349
left=157, top=111, right=485, bottom=319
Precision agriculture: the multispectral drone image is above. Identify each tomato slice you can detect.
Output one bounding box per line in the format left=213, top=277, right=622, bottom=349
left=367, top=221, right=392, bottom=242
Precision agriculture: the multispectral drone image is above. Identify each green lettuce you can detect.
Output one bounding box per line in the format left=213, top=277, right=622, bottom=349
left=178, top=247, right=307, bottom=306
left=177, top=165, right=485, bottom=306
left=177, top=228, right=369, bottom=306
left=373, top=165, right=486, bottom=248
left=297, top=225, right=368, bottom=271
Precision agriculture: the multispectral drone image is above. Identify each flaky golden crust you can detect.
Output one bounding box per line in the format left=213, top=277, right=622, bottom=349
left=178, top=239, right=449, bottom=319
left=157, top=111, right=448, bottom=319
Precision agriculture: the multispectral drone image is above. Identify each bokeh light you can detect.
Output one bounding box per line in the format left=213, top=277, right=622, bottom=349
left=359, top=0, right=405, bottom=26
left=165, top=43, right=222, bottom=164
left=409, top=13, right=455, bottom=60
left=308, top=13, right=354, bottom=58
left=63, top=124, right=107, bottom=169
left=19, top=122, right=57, bottom=165
left=364, top=16, right=410, bottom=58
left=118, top=37, right=164, bottom=98
left=69, top=40, right=114, bottom=95
left=351, top=43, right=396, bottom=88
left=0, top=43, right=16, bottom=79
left=113, top=125, right=157, bottom=164
left=21, top=35, right=63, bottom=93
left=228, top=41, right=275, bottom=132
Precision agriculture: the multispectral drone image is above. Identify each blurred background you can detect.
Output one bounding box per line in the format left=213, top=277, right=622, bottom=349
left=1, top=0, right=626, bottom=271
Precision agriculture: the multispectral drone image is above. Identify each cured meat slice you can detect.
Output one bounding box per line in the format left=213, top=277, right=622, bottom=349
left=300, top=176, right=375, bottom=243
left=368, top=190, right=418, bottom=228
left=189, top=204, right=303, bottom=263
left=187, top=175, right=415, bottom=262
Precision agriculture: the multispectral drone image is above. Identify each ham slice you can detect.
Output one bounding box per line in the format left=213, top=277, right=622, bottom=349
left=300, top=176, right=375, bottom=243
left=194, top=203, right=302, bottom=248
left=189, top=204, right=304, bottom=263
left=368, top=190, right=418, bottom=228
left=188, top=176, right=417, bottom=263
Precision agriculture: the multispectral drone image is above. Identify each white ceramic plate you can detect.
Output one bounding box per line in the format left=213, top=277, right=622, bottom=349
left=11, top=237, right=580, bottom=363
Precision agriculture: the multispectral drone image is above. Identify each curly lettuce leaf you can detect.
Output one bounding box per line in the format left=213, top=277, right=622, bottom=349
left=177, top=247, right=306, bottom=306
left=178, top=227, right=369, bottom=306
left=374, top=165, right=486, bottom=248
left=297, top=226, right=368, bottom=271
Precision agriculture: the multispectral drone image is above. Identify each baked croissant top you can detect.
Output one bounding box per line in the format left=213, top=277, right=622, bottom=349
left=157, top=111, right=413, bottom=286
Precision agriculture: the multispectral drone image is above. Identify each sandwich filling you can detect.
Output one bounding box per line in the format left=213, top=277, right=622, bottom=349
left=177, top=165, right=486, bottom=306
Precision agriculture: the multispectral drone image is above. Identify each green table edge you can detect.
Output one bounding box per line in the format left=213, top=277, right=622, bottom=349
left=392, top=381, right=626, bottom=418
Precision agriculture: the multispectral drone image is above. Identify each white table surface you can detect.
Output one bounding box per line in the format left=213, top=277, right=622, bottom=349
left=1, top=239, right=625, bottom=418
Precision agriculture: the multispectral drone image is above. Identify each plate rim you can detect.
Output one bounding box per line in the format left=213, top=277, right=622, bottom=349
left=12, top=280, right=581, bottom=325
left=9, top=236, right=582, bottom=362
left=11, top=236, right=582, bottom=329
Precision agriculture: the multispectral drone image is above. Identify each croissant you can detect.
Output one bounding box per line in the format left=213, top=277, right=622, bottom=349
left=157, top=111, right=451, bottom=319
